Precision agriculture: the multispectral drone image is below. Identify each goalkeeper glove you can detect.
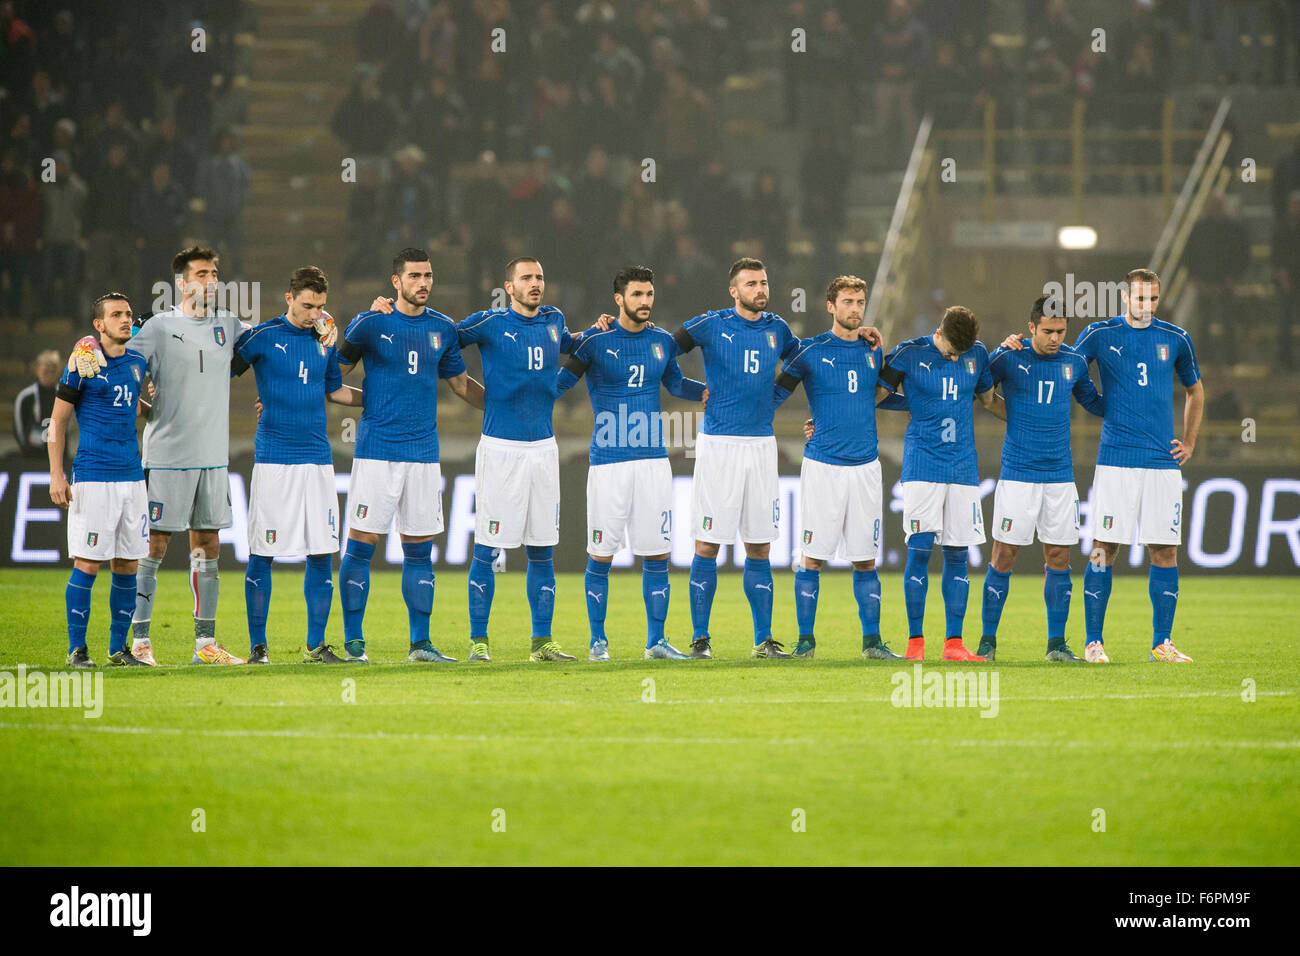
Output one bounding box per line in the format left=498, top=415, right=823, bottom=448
left=67, top=336, right=106, bottom=378
left=312, top=311, right=338, bottom=349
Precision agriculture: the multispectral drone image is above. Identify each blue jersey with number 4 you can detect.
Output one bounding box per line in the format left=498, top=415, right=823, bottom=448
left=1072, top=316, right=1199, bottom=470
left=59, top=349, right=147, bottom=482
left=235, top=315, right=342, bottom=466
left=881, top=335, right=993, bottom=485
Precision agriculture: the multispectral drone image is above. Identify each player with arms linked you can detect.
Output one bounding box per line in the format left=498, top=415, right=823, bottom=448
left=48, top=293, right=151, bottom=667
left=557, top=265, right=707, bottom=661
left=978, top=293, right=1104, bottom=661
left=233, top=267, right=363, bottom=663
left=336, top=249, right=483, bottom=663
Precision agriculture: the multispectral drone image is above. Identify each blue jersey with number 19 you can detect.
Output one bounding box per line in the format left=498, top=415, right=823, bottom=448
left=235, top=315, right=342, bottom=465
left=457, top=305, right=577, bottom=441
left=881, top=335, right=993, bottom=485
left=989, top=340, right=1103, bottom=483
left=341, top=307, right=465, bottom=463
left=58, top=349, right=147, bottom=482
left=1072, top=316, right=1199, bottom=470
left=672, top=308, right=798, bottom=436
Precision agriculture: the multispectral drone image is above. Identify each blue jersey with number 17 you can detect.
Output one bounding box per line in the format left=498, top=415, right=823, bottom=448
left=457, top=305, right=578, bottom=441
left=988, top=340, right=1103, bottom=483
left=881, top=335, right=993, bottom=485
left=1073, top=316, right=1199, bottom=470
left=673, top=308, right=798, bottom=436
left=58, top=349, right=148, bottom=482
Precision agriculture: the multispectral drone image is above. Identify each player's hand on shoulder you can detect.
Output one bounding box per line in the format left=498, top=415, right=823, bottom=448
left=314, top=310, right=338, bottom=348
left=68, top=335, right=105, bottom=378
left=1170, top=438, right=1193, bottom=465
left=857, top=326, right=883, bottom=349
left=1001, top=333, right=1024, bottom=350
left=594, top=313, right=616, bottom=331
left=371, top=296, right=395, bottom=314
left=50, top=473, right=71, bottom=508
left=804, top=418, right=815, bottom=440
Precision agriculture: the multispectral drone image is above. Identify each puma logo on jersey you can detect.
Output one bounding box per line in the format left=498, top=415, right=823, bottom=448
left=821, top=357, right=835, bottom=367
left=1162, top=590, right=1179, bottom=599
left=246, top=578, right=261, bottom=587
left=918, top=361, right=932, bottom=371
left=171, top=333, right=185, bottom=342
left=986, top=586, right=1004, bottom=598
left=651, top=587, right=669, bottom=599
left=606, top=348, right=620, bottom=358
left=586, top=591, right=603, bottom=603
left=868, top=594, right=881, bottom=602
left=799, top=590, right=818, bottom=599
left=720, top=332, right=735, bottom=342
left=346, top=581, right=367, bottom=592
left=380, top=333, right=394, bottom=344
left=1108, top=345, right=1123, bottom=356
left=274, top=343, right=288, bottom=353
left=908, top=575, right=924, bottom=584
left=1017, top=363, right=1030, bottom=374
left=954, top=576, right=969, bottom=584
left=1083, top=589, right=1101, bottom=599
left=418, top=579, right=434, bottom=588
left=116, top=608, right=132, bottom=616
left=541, top=585, right=555, bottom=594
left=754, top=582, right=772, bottom=592
left=690, top=580, right=707, bottom=591
left=70, top=608, right=88, bottom=618
left=503, top=330, right=519, bottom=342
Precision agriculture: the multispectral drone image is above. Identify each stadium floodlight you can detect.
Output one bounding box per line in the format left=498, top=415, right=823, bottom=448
left=1057, top=226, right=1098, bottom=250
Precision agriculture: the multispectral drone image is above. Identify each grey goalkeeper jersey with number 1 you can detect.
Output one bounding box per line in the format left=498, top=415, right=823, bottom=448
left=129, top=309, right=243, bottom=468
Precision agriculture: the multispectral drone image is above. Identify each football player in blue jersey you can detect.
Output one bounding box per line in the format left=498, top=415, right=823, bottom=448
left=1003, top=269, right=1203, bottom=662
left=776, top=275, right=906, bottom=660
left=47, top=293, right=152, bottom=668
left=978, top=293, right=1104, bottom=662
left=557, top=265, right=707, bottom=661
left=233, top=267, right=364, bottom=664
left=877, top=306, right=1004, bottom=661
left=458, top=257, right=585, bottom=663
left=335, top=249, right=484, bottom=663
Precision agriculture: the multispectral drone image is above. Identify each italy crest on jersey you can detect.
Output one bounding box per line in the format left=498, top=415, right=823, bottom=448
left=266, top=530, right=277, bottom=544
left=1157, top=344, right=1169, bottom=361
left=766, top=332, right=777, bottom=348
left=591, top=530, right=603, bottom=544
left=429, top=332, right=441, bottom=350
left=548, top=326, right=559, bottom=343
left=86, top=532, right=98, bottom=547
left=867, top=355, right=876, bottom=368
left=149, top=501, right=163, bottom=522
left=317, top=341, right=327, bottom=356
left=132, top=366, right=141, bottom=382
left=214, top=326, right=226, bottom=346
left=1063, top=364, right=1073, bottom=381
left=965, top=358, right=976, bottom=374
left=652, top=343, right=664, bottom=360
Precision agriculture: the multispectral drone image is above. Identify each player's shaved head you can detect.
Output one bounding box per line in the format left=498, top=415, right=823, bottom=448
left=940, top=306, right=979, bottom=354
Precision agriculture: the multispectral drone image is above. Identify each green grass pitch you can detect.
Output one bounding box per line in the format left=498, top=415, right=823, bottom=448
left=0, top=568, right=1296, bottom=866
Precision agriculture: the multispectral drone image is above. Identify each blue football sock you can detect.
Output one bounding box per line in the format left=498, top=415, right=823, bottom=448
left=981, top=567, right=1011, bottom=639
left=940, top=546, right=970, bottom=639
left=244, top=554, right=273, bottom=650
left=904, top=532, right=934, bottom=635
left=642, top=559, right=669, bottom=648
left=743, top=557, right=774, bottom=644
left=585, top=556, right=610, bottom=645
left=338, top=538, right=374, bottom=644
left=525, top=545, right=555, bottom=638
left=1044, top=566, right=1072, bottom=644
left=108, top=572, right=135, bottom=654
left=688, top=554, right=717, bottom=639
left=304, top=554, right=333, bottom=650
left=468, top=544, right=497, bottom=639
left=401, top=540, right=434, bottom=646
left=853, top=568, right=882, bottom=640
left=794, top=566, right=819, bottom=638
left=1149, top=564, right=1179, bottom=648
left=66, top=567, right=95, bottom=654
left=1082, top=561, right=1112, bottom=644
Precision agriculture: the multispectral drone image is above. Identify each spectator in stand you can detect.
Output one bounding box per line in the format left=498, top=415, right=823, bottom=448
left=332, top=67, right=400, bottom=174
left=27, top=70, right=67, bottom=155
left=1273, top=137, right=1300, bottom=225
left=146, top=115, right=198, bottom=193
left=810, top=7, right=858, bottom=121
left=871, top=0, right=930, bottom=166
left=801, top=126, right=851, bottom=279
left=508, top=145, right=571, bottom=242
left=588, top=29, right=644, bottom=105
left=0, top=146, right=42, bottom=319
left=133, top=160, right=189, bottom=299
left=83, top=141, right=138, bottom=303
left=355, top=0, right=401, bottom=65
left=684, top=156, right=742, bottom=257
left=525, top=1, right=575, bottom=84
left=1024, top=36, right=1071, bottom=193
left=654, top=69, right=714, bottom=192
left=1184, top=192, right=1251, bottom=366
left=13, top=349, right=61, bottom=458
left=37, top=151, right=87, bottom=316
left=195, top=128, right=251, bottom=275
left=919, top=39, right=972, bottom=129
left=1033, top=0, right=1080, bottom=62
left=418, top=0, right=458, bottom=76
left=574, top=146, right=623, bottom=241
left=461, top=149, right=508, bottom=297
left=89, top=100, right=140, bottom=172
left=745, top=168, right=789, bottom=276
left=543, top=196, right=590, bottom=316
left=384, top=144, right=435, bottom=247
left=6, top=112, right=39, bottom=169
left=1273, top=191, right=1300, bottom=371
left=343, top=160, right=385, bottom=280
left=532, top=79, right=585, bottom=168
left=672, top=0, right=730, bottom=87
left=44, top=10, right=87, bottom=102
left=50, top=117, right=81, bottom=174
left=0, top=1, right=37, bottom=95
